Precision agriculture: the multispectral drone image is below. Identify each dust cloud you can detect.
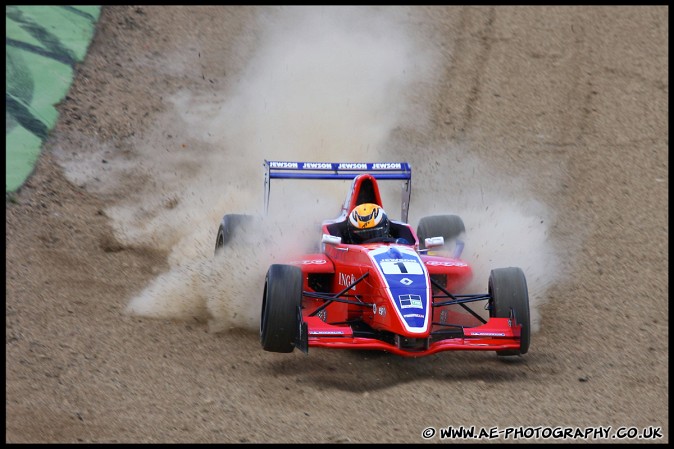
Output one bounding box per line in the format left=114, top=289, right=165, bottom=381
left=122, top=6, right=437, bottom=332
left=408, top=150, right=563, bottom=331
left=58, top=6, right=561, bottom=335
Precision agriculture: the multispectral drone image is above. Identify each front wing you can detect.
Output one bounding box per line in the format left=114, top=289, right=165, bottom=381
left=299, top=316, right=522, bottom=357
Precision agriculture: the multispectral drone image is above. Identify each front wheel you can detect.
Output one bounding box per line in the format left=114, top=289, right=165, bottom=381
left=260, top=264, right=303, bottom=353
left=488, top=267, right=530, bottom=356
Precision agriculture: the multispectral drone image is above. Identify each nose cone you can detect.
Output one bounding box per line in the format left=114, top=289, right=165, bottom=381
left=368, top=245, right=431, bottom=336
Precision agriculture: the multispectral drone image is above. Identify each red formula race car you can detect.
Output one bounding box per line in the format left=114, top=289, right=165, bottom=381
left=215, top=161, right=530, bottom=358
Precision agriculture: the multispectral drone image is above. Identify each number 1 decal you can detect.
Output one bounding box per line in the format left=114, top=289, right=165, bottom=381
left=379, top=260, right=423, bottom=275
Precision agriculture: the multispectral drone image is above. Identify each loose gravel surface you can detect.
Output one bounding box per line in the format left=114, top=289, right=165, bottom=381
left=6, top=6, right=668, bottom=443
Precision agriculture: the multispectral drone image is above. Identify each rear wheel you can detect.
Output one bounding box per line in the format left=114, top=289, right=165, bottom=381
left=260, top=264, right=303, bottom=353
left=417, top=214, right=466, bottom=254
left=214, top=214, right=250, bottom=254
left=488, top=267, right=530, bottom=356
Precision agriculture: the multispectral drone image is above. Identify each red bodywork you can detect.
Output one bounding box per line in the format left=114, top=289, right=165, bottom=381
left=286, top=174, right=523, bottom=357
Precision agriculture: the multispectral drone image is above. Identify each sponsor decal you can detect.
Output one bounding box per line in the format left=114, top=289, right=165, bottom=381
left=426, top=260, right=468, bottom=267
left=337, top=162, right=367, bottom=170
left=400, top=277, right=413, bottom=286
left=378, top=306, right=386, bottom=316
left=338, top=272, right=356, bottom=291
left=372, top=303, right=377, bottom=314
left=302, top=162, right=332, bottom=169
left=317, top=309, right=327, bottom=322
left=268, top=161, right=298, bottom=169
left=399, top=294, right=423, bottom=309
left=372, top=163, right=402, bottom=170
left=469, top=332, right=506, bottom=337
left=289, top=259, right=327, bottom=265
left=309, top=330, right=344, bottom=335
left=439, top=309, right=448, bottom=324
left=403, top=313, right=424, bottom=318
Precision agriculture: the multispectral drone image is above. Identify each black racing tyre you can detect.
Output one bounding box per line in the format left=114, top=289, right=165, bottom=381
left=417, top=215, right=465, bottom=250
left=260, top=264, right=303, bottom=353
left=214, top=214, right=250, bottom=254
left=488, top=267, right=530, bottom=356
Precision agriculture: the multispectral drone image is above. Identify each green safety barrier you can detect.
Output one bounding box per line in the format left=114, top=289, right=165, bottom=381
left=6, top=5, right=101, bottom=193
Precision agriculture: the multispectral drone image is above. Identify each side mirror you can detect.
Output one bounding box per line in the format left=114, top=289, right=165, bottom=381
left=322, top=234, right=342, bottom=245
left=424, top=236, right=444, bottom=249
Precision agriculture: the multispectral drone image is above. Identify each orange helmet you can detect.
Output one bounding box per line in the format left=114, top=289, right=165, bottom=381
left=347, top=203, right=390, bottom=243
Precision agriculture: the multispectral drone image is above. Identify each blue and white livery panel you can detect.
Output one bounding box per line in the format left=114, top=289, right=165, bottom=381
left=367, top=245, right=431, bottom=334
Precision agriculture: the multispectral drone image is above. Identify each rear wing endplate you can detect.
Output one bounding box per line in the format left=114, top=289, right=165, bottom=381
left=264, top=160, right=412, bottom=222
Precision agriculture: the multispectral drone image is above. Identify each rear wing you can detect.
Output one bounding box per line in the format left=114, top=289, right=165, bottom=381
left=264, top=160, right=412, bottom=222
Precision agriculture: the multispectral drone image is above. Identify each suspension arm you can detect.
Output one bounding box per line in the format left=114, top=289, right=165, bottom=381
left=308, top=272, right=370, bottom=317
left=430, top=277, right=488, bottom=324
